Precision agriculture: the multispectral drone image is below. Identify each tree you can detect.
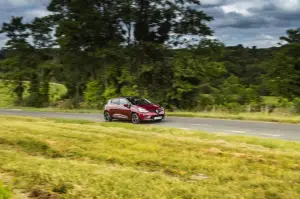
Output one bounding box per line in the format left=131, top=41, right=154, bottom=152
left=29, top=16, right=56, bottom=105
left=0, top=17, right=32, bottom=104
left=265, top=29, right=300, bottom=99
left=280, top=28, right=300, bottom=44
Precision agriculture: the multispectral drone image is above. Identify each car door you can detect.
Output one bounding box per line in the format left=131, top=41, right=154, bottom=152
left=119, top=98, right=131, bottom=119
left=110, top=98, right=121, bottom=118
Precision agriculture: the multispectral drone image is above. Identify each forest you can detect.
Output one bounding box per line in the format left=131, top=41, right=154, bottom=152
left=0, top=0, right=300, bottom=113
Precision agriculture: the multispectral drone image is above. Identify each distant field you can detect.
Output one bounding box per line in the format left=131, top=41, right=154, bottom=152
left=0, top=80, right=67, bottom=107
left=0, top=116, right=299, bottom=198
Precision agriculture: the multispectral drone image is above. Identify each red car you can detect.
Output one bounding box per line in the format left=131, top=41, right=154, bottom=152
left=104, top=96, right=165, bottom=124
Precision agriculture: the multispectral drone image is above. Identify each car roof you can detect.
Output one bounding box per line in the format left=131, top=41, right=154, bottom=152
left=120, top=96, right=140, bottom=99
left=110, top=96, right=139, bottom=100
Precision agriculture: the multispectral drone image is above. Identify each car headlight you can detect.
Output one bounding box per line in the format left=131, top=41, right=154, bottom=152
left=138, top=108, right=149, bottom=113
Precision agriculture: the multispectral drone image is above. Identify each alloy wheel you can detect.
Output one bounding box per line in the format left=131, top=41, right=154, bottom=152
left=132, top=113, right=140, bottom=124
left=104, top=112, right=112, bottom=122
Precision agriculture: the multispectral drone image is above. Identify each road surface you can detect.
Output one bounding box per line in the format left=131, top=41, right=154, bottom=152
left=1, top=109, right=300, bottom=141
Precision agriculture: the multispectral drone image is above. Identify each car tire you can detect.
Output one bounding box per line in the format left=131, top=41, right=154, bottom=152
left=104, top=111, right=112, bottom=122
left=131, top=113, right=140, bottom=124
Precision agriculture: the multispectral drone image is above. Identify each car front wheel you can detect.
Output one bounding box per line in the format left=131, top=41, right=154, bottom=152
left=131, top=113, right=140, bottom=124
left=104, top=111, right=112, bottom=122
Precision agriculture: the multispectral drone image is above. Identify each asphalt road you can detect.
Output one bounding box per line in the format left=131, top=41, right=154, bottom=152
left=1, top=109, right=300, bottom=141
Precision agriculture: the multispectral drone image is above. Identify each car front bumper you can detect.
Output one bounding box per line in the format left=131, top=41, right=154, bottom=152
left=139, top=112, right=165, bottom=121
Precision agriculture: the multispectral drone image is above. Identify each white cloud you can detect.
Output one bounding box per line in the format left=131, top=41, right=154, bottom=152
left=201, top=0, right=225, bottom=6
left=221, top=1, right=257, bottom=16
left=258, top=34, right=275, bottom=40
left=275, top=0, right=300, bottom=11
left=243, top=39, right=280, bottom=48
left=24, top=8, right=51, bottom=18
left=0, top=0, right=28, bottom=7
left=0, top=34, right=8, bottom=48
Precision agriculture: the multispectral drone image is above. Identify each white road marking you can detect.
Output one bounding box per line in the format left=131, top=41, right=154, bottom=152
left=223, top=130, right=247, bottom=134
left=190, top=124, right=213, bottom=127
left=231, top=130, right=246, bottom=134
left=7, top=109, right=23, bottom=111
left=261, top=133, right=281, bottom=137
left=180, top=128, right=190, bottom=130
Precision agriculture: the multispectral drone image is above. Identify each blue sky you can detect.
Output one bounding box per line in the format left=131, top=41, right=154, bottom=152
left=1, top=0, right=300, bottom=48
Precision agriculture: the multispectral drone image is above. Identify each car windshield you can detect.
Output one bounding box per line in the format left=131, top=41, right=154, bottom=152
left=127, top=97, right=152, bottom=105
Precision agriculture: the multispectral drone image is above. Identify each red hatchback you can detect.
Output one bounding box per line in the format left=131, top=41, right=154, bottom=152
left=104, top=96, right=165, bottom=124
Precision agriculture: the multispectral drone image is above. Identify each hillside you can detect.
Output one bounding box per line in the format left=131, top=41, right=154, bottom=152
left=0, top=116, right=299, bottom=198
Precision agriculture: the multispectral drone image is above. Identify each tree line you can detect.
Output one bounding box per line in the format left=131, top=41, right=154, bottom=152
left=0, top=0, right=300, bottom=112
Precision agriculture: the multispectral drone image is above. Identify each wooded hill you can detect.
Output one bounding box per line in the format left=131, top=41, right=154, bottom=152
left=0, top=0, right=300, bottom=113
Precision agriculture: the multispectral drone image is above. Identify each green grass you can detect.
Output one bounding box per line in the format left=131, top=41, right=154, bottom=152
left=0, top=182, right=12, bottom=199
left=262, top=96, right=280, bottom=106
left=0, top=116, right=299, bottom=199
left=0, top=80, right=67, bottom=107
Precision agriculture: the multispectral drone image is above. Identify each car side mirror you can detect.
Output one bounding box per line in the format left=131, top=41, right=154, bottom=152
left=124, top=104, right=130, bottom=108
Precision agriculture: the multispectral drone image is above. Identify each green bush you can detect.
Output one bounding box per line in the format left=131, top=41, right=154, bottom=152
left=293, top=98, right=300, bottom=113
left=278, top=98, right=293, bottom=108
left=224, top=102, right=245, bottom=113
left=0, top=182, right=12, bottom=199
left=84, top=81, right=105, bottom=108
left=0, top=80, right=67, bottom=107
left=196, top=94, right=215, bottom=111
left=49, top=83, right=68, bottom=103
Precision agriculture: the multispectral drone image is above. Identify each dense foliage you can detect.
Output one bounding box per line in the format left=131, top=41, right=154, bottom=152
left=0, top=0, right=300, bottom=112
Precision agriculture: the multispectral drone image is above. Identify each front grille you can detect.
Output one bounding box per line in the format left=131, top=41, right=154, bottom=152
left=150, top=115, right=165, bottom=119
left=149, top=109, right=163, bottom=113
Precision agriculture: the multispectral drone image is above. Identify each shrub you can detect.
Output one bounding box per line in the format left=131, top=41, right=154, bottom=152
left=278, top=98, right=293, bottom=108
left=224, top=102, right=245, bottom=113
left=293, top=98, right=300, bottom=113
left=84, top=81, right=104, bottom=108
left=196, top=94, right=215, bottom=111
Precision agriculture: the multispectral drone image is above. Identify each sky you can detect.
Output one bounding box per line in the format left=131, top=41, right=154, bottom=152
left=0, top=0, right=300, bottom=48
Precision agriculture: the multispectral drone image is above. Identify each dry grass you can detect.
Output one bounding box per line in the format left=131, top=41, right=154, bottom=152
left=167, top=111, right=300, bottom=124
left=0, top=116, right=300, bottom=199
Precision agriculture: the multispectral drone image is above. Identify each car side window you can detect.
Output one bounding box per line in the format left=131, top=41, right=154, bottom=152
left=111, top=98, right=120, bottom=105
left=120, top=98, right=129, bottom=105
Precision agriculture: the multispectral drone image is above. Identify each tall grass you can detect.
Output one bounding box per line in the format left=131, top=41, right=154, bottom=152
left=0, top=116, right=299, bottom=198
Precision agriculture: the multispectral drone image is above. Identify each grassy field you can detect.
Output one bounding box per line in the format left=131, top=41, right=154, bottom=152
left=0, top=116, right=299, bottom=198
left=0, top=80, right=67, bottom=107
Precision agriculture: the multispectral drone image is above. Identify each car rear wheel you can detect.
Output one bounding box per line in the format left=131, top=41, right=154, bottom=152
left=131, top=113, right=140, bottom=124
left=104, top=112, right=112, bottom=122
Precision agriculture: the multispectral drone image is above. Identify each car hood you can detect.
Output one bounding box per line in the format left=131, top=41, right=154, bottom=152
left=136, top=104, right=161, bottom=111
